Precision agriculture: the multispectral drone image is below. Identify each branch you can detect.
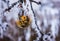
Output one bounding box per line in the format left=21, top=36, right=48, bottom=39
left=4, top=1, right=19, bottom=12
left=30, top=1, right=43, bottom=41
left=30, top=0, right=41, bottom=5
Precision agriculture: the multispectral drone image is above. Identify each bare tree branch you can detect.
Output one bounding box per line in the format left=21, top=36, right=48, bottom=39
left=4, top=1, right=19, bottom=12
left=29, top=0, right=44, bottom=41
left=30, top=0, right=41, bottom=5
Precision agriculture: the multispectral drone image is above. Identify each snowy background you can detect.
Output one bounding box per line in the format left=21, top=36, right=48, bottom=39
left=0, top=0, right=60, bottom=41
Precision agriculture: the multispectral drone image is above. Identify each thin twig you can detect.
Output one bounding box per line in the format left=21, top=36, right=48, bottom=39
left=4, top=1, right=19, bottom=12
left=30, top=1, right=44, bottom=41
left=30, top=0, right=41, bottom=5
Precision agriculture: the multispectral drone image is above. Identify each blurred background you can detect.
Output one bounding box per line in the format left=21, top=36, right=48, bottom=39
left=0, top=0, right=60, bottom=41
